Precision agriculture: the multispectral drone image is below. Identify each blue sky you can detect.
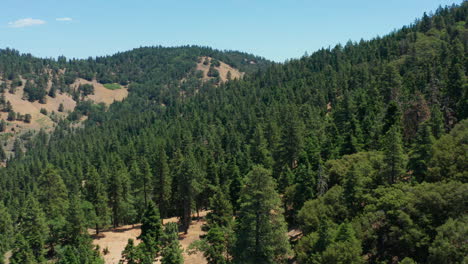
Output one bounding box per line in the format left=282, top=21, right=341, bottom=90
left=0, top=0, right=463, bottom=62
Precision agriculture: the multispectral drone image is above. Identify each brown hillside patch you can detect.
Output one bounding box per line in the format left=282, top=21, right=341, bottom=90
left=196, top=56, right=244, bottom=83
left=70, top=78, right=128, bottom=105
left=92, top=211, right=208, bottom=264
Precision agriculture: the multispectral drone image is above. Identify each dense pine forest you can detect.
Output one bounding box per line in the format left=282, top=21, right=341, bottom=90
left=0, top=2, right=467, bottom=264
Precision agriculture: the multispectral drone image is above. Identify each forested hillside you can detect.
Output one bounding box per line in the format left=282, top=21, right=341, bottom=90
left=0, top=3, right=467, bottom=264
left=0, top=46, right=266, bottom=156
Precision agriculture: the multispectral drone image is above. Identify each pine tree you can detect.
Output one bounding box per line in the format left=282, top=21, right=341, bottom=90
left=85, top=165, right=109, bottom=234
left=250, top=124, right=273, bottom=169
left=0, top=120, right=6, bottom=132
left=382, top=125, right=407, bottom=184
left=279, top=109, right=305, bottom=170
left=37, top=165, right=69, bottom=219
left=175, top=150, right=203, bottom=233
left=37, top=165, right=69, bottom=256
left=408, top=122, right=435, bottom=182
left=63, top=195, right=86, bottom=246
left=10, top=234, right=36, bottom=264
left=321, top=223, right=363, bottom=264
left=139, top=158, right=153, bottom=208
left=381, top=65, right=402, bottom=102
left=108, top=156, right=133, bottom=227
left=0, top=143, right=6, bottom=161
left=120, top=239, right=140, bottom=264
left=233, top=166, right=291, bottom=263
left=154, top=145, right=171, bottom=217
left=18, top=196, right=48, bottom=263
left=429, top=105, right=445, bottom=139
left=57, top=195, right=104, bottom=264
left=206, top=188, right=234, bottom=229
left=138, top=202, right=163, bottom=259
left=189, top=188, right=234, bottom=264
left=161, top=223, right=184, bottom=264
left=0, top=202, right=13, bottom=264
left=382, top=101, right=402, bottom=136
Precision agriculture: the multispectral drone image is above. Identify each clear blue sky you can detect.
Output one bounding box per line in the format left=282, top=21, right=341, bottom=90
left=0, top=0, right=463, bottom=62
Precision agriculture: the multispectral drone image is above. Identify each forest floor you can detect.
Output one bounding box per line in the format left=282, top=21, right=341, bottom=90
left=91, top=211, right=208, bottom=264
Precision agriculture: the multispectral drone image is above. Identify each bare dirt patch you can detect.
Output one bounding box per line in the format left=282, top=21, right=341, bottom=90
left=196, top=57, right=244, bottom=83
left=92, top=211, right=208, bottom=264
left=70, top=78, right=128, bottom=105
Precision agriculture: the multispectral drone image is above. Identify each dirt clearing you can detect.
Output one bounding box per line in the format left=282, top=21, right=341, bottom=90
left=92, top=211, right=208, bottom=264
left=196, top=56, right=244, bottom=82
left=70, top=78, right=128, bottom=105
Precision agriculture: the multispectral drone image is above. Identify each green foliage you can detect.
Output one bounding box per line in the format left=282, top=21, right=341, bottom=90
left=427, top=119, right=468, bottom=182
left=189, top=226, right=233, bottom=264
left=298, top=185, right=347, bottom=235
left=23, top=80, right=47, bottom=102
left=428, top=216, right=468, bottom=264
left=161, top=223, right=184, bottom=264
left=84, top=166, right=109, bottom=234
left=154, top=145, right=171, bottom=217
left=17, top=196, right=48, bottom=263
left=0, top=203, right=13, bottom=264
left=79, top=84, right=95, bottom=96
left=234, top=166, right=291, bottom=263
left=408, top=121, right=434, bottom=182
left=103, top=83, right=122, bottom=90
left=10, top=235, right=36, bottom=264
left=296, top=222, right=363, bottom=264
left=382, top=125, right=407, bottom=184
left=138, top=202, right=163, bottom=259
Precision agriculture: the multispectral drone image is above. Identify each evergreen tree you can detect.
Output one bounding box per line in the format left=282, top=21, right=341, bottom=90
left=57, top=195, right=104, bottom=264
left=18, top=196, right=48, bottom=263
left=138, top=202, right=163, bottom=259
left=161, top=223, right=184, bottom=264
left=233, top=166, right=291, bottom=263
left=0, top=120, right=6, bottom=132
left=108, top=157, right=133, bottom=227
left=382, top=101, right=402, bottom=136
left=154, top=145, right=171, bottom=217
left=279, top=108, right=305, bottom=170
left=174, top=150, right=203, bottom=233
left=206, top=188, right=234, bottom=229
left=189, top=188, right=234, bottom=264
left=408, top=122, right=435, bottom=182
left=0, top=203, right=13, bottom=264
left=119, top=239, right=140, bottom=264
left=428, top=216, right=467, bottom=264
left=429, top=105, right=445, bottom=139
left=9, top=234, right=36, bottom=264
left=139, top=158, right=152, bottom=208
left=250, top=124, right=273, bottom=169
left=0, top=144, right=6, bottom=161
left=382, top=125, right=407, bottom=184
left=85, top=166, right=109, bottom=234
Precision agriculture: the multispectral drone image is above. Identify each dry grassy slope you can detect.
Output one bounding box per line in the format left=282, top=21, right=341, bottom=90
left=195, top=56, right=244, bottom=82
left=70, top=78, right=128, bottom=105
left=92, top=211, right=208, bottom=264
